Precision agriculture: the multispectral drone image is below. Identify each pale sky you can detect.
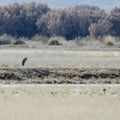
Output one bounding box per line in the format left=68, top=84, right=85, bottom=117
left=0, top=0, right=120, bottom=12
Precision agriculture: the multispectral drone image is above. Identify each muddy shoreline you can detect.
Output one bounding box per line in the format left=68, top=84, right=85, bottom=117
left=0, top=68, right=119, bottom=84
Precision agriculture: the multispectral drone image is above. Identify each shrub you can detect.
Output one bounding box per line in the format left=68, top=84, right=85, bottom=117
left=49, top=40, right=61, bottom=45
left=0, top=34, right=13, bottom=45
left=31, top=35, right=49, bottom=44
left=103, top=36, right=115, bottom=46
left=14, top=40, right=26, bottom=45
left=48, top=37, right=66, bottom=45
left=74, top=37, right=83, bottom=46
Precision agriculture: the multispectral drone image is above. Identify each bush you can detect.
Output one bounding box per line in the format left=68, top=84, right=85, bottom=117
left=14, top=37, right=28, bottom=45
left=14, top=40, right=26, bottom=45
left=31, top=35, right=49, bottom=44
left=48, top=37, right=66, bottom=45
left=103, top=36, right=115, bottom=46
left=0, top=34, right=13, bottom=45
left=49, top=40, right=61, bottom=45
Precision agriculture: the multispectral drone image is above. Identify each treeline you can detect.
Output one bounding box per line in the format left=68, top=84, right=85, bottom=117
left=89, top=7, right=120, bottom=38
left=0, top=2, right=50, bottom=37
left=0, top=2, right=120, bottom=40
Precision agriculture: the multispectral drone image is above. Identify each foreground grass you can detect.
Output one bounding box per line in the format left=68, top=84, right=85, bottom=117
left=0, top=85, right=120, bottom=120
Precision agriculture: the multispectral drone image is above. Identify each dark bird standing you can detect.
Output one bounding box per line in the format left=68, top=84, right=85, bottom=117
left=22, top=57, right=27, bottom=66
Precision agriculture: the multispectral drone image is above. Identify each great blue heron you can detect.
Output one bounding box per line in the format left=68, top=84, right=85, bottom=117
left=22, top=57, right=27, bottom=66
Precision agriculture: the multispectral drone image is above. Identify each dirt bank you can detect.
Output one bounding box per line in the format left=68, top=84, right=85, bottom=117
left=0, top=68, right=120, bottom=84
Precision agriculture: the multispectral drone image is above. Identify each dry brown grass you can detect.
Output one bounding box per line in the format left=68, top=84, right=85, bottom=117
left=0, top=85, right=120, bottom=120
left=0, top=64, right=8, bottom=67
left=103, top=36, right=115, bottom=47
left=0, top=68, right=119, bottom=84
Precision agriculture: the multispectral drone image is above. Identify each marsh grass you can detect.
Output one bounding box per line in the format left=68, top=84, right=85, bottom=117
left=0, top=34, right=14, bottom=45
left=103, top=35, right=115, bottom=47
left=31, top=35, right=49, bottom=44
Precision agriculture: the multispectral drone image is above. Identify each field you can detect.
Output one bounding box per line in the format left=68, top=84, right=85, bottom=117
left=0, top=47, right=120, bottom=120
left=0, top=48, right=120, bottom=69
left=0, top=48, right=120, bottom=84
left=0, top=84, right=120, bottom=120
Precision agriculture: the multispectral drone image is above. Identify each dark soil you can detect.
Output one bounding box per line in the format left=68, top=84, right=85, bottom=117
left=0, top=68, right=120, bottom=84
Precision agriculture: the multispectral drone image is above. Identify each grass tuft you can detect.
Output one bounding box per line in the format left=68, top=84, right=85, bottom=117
left=103, top=35, right=115, bottom=47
